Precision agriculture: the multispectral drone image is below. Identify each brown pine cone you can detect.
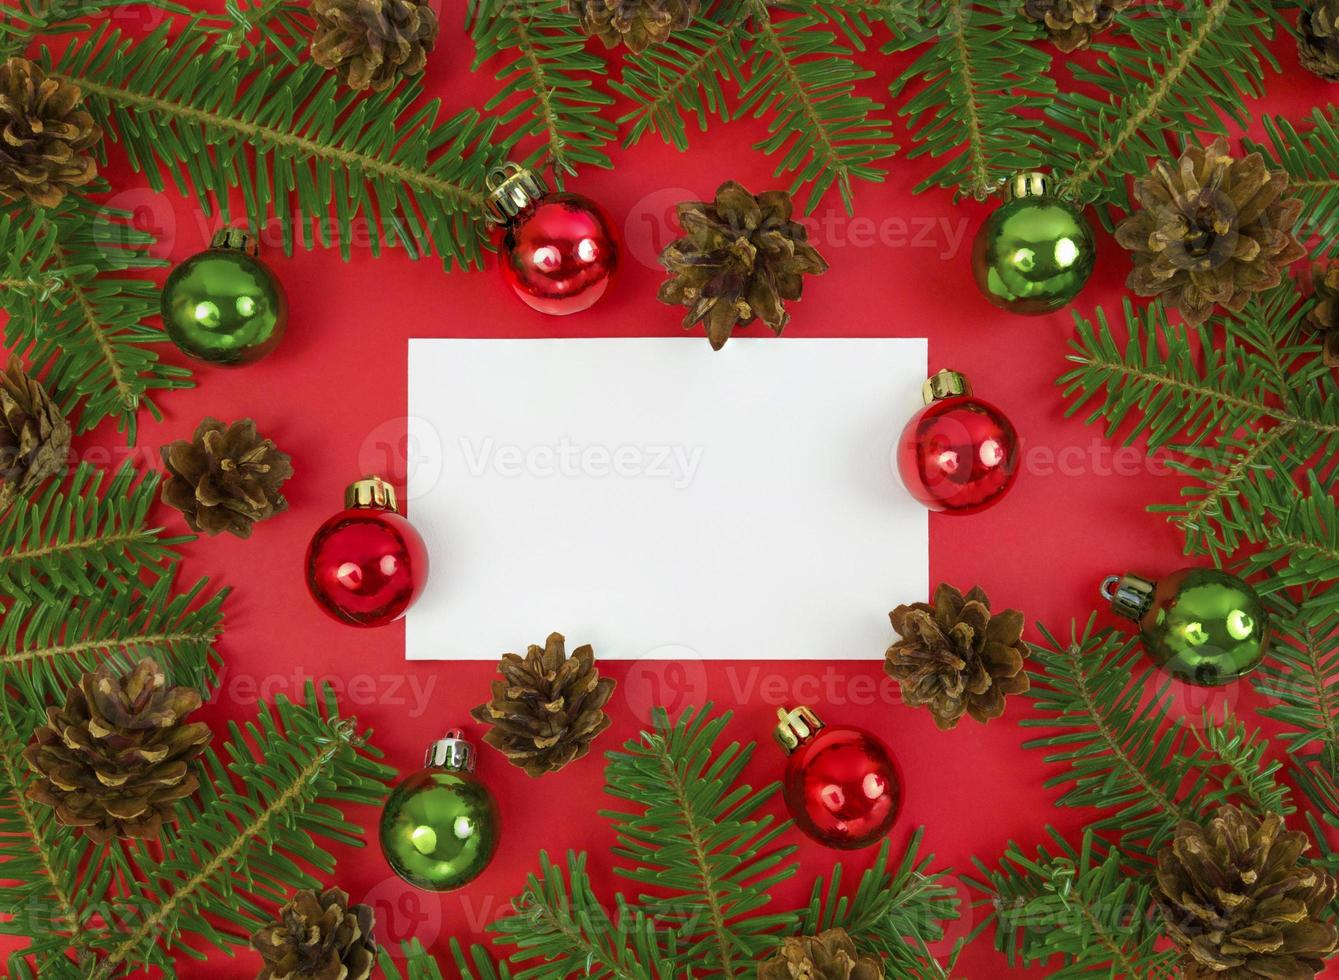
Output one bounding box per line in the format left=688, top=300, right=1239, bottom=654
left=1308, top=264, right=1339, bottom=367
left=1155, top=805, right=1339, bottom=980
left=1114, top=138, right=1306, bottom=327
left=310, top=0, right=439, bottom=92
left=0, top=57, right=101, bottom=208
left=470, top=632, right=616, bottom=778
left=658, top=181, right=829, bottom=351
left=758, top=927, right=884, bottom=980
left=0, top=359, right=70, bottom=512
left=1299, top=0, right=1339, bottom=81
left=23, top=658, right=211, bottom=844
left=251, top=887, right=378, bottom=980
left=570, top=0, right=699, bottom=53
left=160, top=417, right=293, bottom=539
left=1021, top=0, right=1131, bottom=51
left=885, top=583, right=1029, bottom=731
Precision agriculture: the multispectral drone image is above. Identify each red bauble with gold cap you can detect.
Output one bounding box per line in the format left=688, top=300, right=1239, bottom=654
left=486, top=163, right=619, bottom=316
left=774, top=706, right=902, bottom=850
left=305, top=476, right=429, bottom=628
left=896, top=369, right=1020, bottom=515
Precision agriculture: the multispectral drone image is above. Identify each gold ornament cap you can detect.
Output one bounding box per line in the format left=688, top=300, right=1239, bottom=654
left=209, top=227, right=261, bottom=258
left=774, top=705, right=824, bottom=755
left=424, top=729, right=476, bottom=772
left=485, top=163, right=550, bottom=224
left=922, top=369, right=972, bottom=405
left=1007, top=172, right=1051, bottom=201
left=1101, top=572, right=1156, bottom=622
left=345, top=475, right=399, bottom=513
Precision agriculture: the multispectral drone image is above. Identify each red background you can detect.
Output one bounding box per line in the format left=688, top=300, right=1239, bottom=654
left=6, top=2, right=1337, bottom=976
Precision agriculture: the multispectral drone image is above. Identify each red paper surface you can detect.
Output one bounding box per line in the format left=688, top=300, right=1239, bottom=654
left=4, top=2, right=1335, bottom=975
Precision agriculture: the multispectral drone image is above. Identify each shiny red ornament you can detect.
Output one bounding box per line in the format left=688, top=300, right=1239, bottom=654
left=306, top=476, right=429, bottom=628
left=774, top=706, right=901, bottom=850
left=897, top=369, right=1019, bottom=515
left=486, top=163, right=618, bottom=316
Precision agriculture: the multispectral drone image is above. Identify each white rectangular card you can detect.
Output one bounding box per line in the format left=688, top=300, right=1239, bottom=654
left=405, top=337, right=928, bottom=660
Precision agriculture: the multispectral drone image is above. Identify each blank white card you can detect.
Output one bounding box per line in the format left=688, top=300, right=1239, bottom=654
left=405, top=337, right=928, bottom=660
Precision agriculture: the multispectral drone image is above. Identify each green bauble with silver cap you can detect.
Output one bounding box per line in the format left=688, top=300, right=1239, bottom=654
left=161, top=229, right=287, bottom=365
left=1102, top=567, right=1269, bottom=687
left=379, top=729, right=500, bottom=892
left=971, top=171, right=1096, bottom=314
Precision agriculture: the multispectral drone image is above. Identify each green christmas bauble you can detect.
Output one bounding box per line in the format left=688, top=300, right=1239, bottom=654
left=1106, top=568, right=1269, bottom=687
left=972, top=172, right=1096, bottom=314
left=379, top=731, right=500, bottom=892
left=161, top=229, right=286, bottom=365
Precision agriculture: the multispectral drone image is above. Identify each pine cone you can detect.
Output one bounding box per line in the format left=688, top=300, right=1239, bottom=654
left=885, top=583, right=1029, bottom=731
left=570, top=0, right=699, bottom=52
left=160, top=417, right=294, bottom=539
left=23, top=658, right=211, bottom=844
left=1114, top=138, right=1306, bottom=327
left=1155, top=805, right=1339, bottom=980
left=0, top=359, right=70, bottom=512
left=1299, top=0, right=1339, bottom=81
left=0, top=57, right=100, bottom=208
left=470, top=632, right=616, bottom=778
left=310, top=0, right=439, bottom=92
left=251, top=887, right=378, bottom=980
left=658, top=181, right=829, bottom=351
left=758, top=928, right=884, bottom=980
left=1021, top=0, right=1131, bottom=51
left=1308, top=264, right=1339, bottom=368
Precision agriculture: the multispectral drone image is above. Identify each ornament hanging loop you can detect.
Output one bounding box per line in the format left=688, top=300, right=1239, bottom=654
left=1099, top=575, right=1120, bottom=602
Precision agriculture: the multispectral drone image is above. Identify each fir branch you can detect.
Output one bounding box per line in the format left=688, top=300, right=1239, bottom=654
left=1061, top=289, right=1339, bottom=563
left=0, top=462, right=191, bottom=611
left=0, top=0, right=195, bottom=58
left=972, top=829, right=1178, bottom=978
left=204, top=0, right=311, bottom=61
left=1254, top=597, right=1339, bottom=784
left=614, top=0, right=747, bottom=152
left=886, top=0, right=1055, bottom=200
left=1249, top=108, right=1339, bottom=259
left=1052, top=0, right=1278, bottom=207
left=0, top=197, right=192, bottom=441
left=493, top=851, right=675, bottom=980
left=468, top=0, right=615, bottom=176
left=0, top=567, right=225, bottom=713
left=737, top=1, right=898, bottom=213
left=47, top=21, right=507, bottom=270
left=799, top=831, right=962, bottom=978
left=601, top=705, right=797, bottom=977
left=1024, top=619, right=1289, bottom=862
left=83, top=685, right=391, bottom=975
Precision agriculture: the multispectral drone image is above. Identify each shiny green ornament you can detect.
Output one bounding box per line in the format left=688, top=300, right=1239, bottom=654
left=971, top=172, right=1096, bottom=314
left=1104, top=567, right=1269, bottom=686
left=379, top=730, right=500, bottom=892
left=161, top=229, right=286, bottom=365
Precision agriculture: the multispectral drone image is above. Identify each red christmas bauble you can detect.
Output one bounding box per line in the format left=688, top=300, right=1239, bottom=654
left=775, top=706, right=901, bottom=850
left=305, top=477, right=429, bottom=628
left=488, top=165, right=618, bottom=316
left=897, top=369, right=1019, bottom=515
